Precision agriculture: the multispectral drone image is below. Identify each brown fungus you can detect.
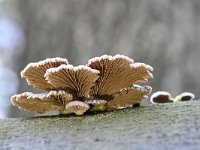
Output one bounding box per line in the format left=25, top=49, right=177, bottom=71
left=87, top=54, right=153, bottom=99
left=45, top=65, right=99, bottom=99
left=150, top=91, right=174, bottom=104
left=65, top=101, right=90, bottom=115
left=11, top=54, right=153, bottom=116
left=106, top=85, right=152, bottom=109
left=21, top=57, right=68, bottom=90
left=11, top=92, right=64, bottom=114
left=175, top=92, right=195, bottom=102
left=47, top=90, right=73, bottom=104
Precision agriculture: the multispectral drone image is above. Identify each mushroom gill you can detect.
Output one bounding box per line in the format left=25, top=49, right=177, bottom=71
left=45, top=65, right=99, bottom=99
left=11, top=54, right=154, bottom=116
left=65, top=101, right=90, bottom=115
left=47, top=90, right=73, bottom=105
left=11, top=92, right=64, bottom=114
left=106, top=86, right=152, bottom=109
left=87, top=54, right=153, bottom=99
left=21, top=57, right=68, bottom=90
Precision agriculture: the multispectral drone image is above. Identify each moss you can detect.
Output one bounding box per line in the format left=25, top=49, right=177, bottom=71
left=1, top=100, right=200, bottom=149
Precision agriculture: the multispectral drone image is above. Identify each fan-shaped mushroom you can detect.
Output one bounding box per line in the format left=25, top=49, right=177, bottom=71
left=21, top=57, right=68, bottom=90
left=106, top=86, right=152, bottom=109
left=87, top=54, right=153, bottom=99
left=11, top=92, right=64, bottom=114
left=45, top=65, right=99, bottom=100
left=11, top=55, right=153, bottom=116
left=65, top=101, right=90, bottom=115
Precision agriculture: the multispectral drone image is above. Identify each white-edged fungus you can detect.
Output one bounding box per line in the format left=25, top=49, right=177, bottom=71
left=87, top=54, right=153, bottom=98
left=11, top=55, right=153, bottom=116
left=45, top=64, right=99, bottom=98
left=87, top=54, right=134, bottom=66
left=11, top=92, right=64, bottom=114
left=65, top=101, right=90, bottom=115
left=11, top=91, right=73, bottom=114
left=106, top=86, right=152, bottom=109
left=175, top=92, right=195, bottom=102
left=150, top=91, right=174, bottom=104
left=21, top=57, right=68, bottom=90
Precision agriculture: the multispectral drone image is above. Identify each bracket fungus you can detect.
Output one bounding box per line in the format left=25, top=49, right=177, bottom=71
left=11, top=55, right=153, bottom=116
left=150, top=91, right=174, bottom=104
left=175, top=92, right=195, bottom=102
left=150, top=91, right=195, bottom=104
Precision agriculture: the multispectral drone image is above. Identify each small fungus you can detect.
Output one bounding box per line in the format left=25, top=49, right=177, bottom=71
left=150, top=91, right=195, bottom=104
left=65, top=101, right=90, bottom=115
left=11, top=54, right=153, bottom=116
left=150, top=91, right=174, bottom=104
left=175, top=92, right=195, bottom=102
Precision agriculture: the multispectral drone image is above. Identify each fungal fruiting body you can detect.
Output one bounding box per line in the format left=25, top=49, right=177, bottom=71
left=150, top=91, right=174, bottom=104
left=11, top=55, right=153, bottom=116
left=150, top=91, right=195, bottom=104
left=175, top=92, right=195, bottom=102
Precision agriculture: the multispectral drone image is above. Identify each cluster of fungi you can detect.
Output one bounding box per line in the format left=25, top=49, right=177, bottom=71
left=11, top=55, right=153, bottom=116
left=150, top=91, right=195, bottom=104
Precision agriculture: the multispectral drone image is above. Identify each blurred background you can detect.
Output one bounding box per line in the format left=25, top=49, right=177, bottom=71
left=0, top=0, right=200, bottom=118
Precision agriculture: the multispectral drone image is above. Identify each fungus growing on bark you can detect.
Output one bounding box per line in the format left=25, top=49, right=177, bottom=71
left=11, top=54, right=153, bottom=116
left=107, top=86, right=152, bottom=109
left=11, top=92, right=65, bottom=114
left=175, top=92, right=195, bottom=102
left=21, top=57, right=68, bottom=90
left=87, top=55, right=153, bottom=97
left=45, top=65, right=99, bottom=99
left=150, top=91, right=174, bottom=104
left=150, top=91, right=195, bottom=104
left=65, top=101, right=90, bottom=115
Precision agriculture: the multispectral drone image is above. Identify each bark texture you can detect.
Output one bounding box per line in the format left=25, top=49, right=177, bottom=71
left=1, top=101, right=200, bottom=149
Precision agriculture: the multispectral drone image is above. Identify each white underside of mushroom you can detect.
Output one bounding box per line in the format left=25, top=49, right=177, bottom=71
left=65, top=101, right=90, bottom=115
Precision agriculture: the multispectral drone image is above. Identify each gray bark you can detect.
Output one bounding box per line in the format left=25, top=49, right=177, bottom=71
left=1, top=101, right=200, bottom=149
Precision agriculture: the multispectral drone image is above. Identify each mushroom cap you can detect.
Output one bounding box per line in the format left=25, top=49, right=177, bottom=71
left=11, top=92, right=64, bottom=114
left=150, top=91, right=174, bottom=104
left=21, top=57, right=68, bottom=91
left=106, top=85, right=152, bottom=109
left=45, top=64, right=99, bottom=99
left=65, top=101, right=90, bottom=115
left=87, top=54, right=153, bottom=98
left=175, top=92, right=195, bottom=102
